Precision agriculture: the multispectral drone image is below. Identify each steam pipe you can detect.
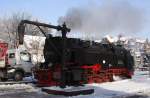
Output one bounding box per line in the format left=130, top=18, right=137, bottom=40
left=19, top=20, right=70, bottom=32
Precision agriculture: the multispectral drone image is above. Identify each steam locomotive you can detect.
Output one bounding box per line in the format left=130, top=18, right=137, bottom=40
left=18, top=20, right=134, bottom=87
left=40, top=36, right=134, bottom=86
left=44, top=36, right=134, bottom=70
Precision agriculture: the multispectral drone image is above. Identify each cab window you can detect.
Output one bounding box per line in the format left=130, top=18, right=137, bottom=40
left=20, top=51, right=30, bottom=62
left=9, top=53, right=15, bottom=58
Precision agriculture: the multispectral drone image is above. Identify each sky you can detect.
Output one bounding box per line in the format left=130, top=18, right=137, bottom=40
left=0, top=0, right=90, bottom=24
left=0, top=0, right=150, bottom=39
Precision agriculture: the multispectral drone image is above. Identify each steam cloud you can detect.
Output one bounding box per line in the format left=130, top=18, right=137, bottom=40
left=58, top=1, right=145, bottom=40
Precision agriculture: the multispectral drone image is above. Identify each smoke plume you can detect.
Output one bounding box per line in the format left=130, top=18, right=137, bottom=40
left=58, top=1, right=145, bottom=40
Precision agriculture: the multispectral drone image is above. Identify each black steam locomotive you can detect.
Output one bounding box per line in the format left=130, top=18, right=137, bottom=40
left=18, top=20, right=134, bottom=87
left=42, top=35, right=134, bottom=86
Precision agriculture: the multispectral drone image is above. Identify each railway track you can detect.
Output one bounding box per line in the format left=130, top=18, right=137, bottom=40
left=0, top=80, right=36, bottom=85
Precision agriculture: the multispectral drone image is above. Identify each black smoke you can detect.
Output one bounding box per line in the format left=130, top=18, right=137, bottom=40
left=58, top=1, right=145, bottom=40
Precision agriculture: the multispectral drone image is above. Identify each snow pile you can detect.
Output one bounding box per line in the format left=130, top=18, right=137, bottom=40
left=44, top=86, right=93, bottom=92
left=0, top=84, right=36, bottom=95
left=88, top=80, right=150, bottom=98
left=94, top=79, right=150, bottom=93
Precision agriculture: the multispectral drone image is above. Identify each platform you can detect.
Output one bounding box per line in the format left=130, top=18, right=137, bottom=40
left=41, top=86, right=94, bottom=96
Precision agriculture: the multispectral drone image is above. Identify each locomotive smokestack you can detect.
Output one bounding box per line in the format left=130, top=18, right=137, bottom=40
left=58, top=1, right=145, bottom=40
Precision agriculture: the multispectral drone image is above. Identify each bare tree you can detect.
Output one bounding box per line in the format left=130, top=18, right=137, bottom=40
left=1, top=12, right=52, bottom=60
left=1, top=12, right=32, bottom=48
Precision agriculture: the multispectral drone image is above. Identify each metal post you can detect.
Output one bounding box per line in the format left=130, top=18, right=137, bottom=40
left=60, top=23, right=70, bottom=88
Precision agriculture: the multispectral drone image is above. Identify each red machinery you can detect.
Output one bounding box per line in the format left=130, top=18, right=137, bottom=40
left=0, top=42, right=8, bottom=81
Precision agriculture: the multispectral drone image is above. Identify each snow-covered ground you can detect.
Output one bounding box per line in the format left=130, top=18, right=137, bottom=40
left=1, top=70, right=150, bottom=98
left=71, top=70, right=150, bottom=98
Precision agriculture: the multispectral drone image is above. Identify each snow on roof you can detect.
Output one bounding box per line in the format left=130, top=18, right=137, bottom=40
left=136, top=39, right=145, bottom=43
left=105, top=35, right=115, bottom=43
